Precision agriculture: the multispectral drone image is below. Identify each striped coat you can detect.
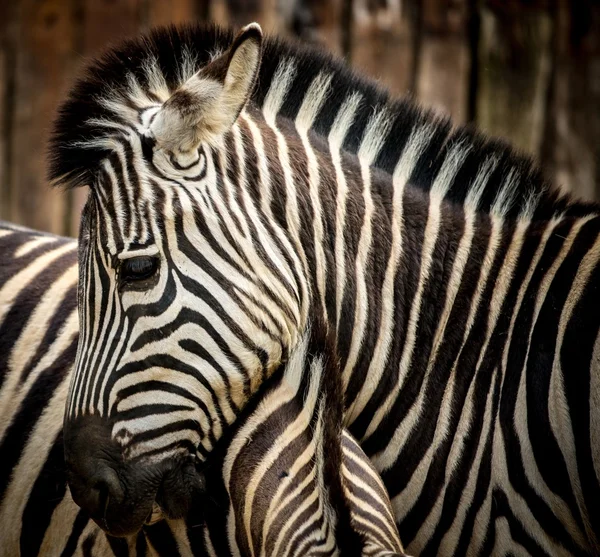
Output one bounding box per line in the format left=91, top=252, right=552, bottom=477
left=49, top=23, right=600, bottom=555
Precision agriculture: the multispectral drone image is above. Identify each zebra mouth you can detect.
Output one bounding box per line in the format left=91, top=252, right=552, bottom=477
left=145, top=502, right=164, bottom=525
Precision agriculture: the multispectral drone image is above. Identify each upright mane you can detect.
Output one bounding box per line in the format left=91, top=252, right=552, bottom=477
left=49, top=23, right=599, bottom=220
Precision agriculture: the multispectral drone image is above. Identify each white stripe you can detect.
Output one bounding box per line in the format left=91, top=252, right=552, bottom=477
left=346, top=124, right=432, bottom=424
left=465, top=155, right=499, bottom=211
left=362, top=184, right=444, bottom=442
left=262, top=59, right=296, bottom=125
left=295, top=73, right=333, bottom=323
left=358, top=107, right=391, bottom=165
left=329, top=93, right=362, bottom=328
left=0, top=375, right=71, bottom=556
left=341, top=108, right=392, bottom=390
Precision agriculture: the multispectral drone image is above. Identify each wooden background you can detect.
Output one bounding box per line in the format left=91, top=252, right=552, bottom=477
left=0, top=0, right=598, bottom=236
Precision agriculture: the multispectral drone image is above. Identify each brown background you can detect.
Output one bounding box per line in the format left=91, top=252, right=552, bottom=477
left=0, top=0, right=598, bottom=236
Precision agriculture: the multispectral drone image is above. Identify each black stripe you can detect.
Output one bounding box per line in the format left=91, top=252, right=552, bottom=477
left=0, top=340, right=75, bottom=502
left=0, top=250, right=76, bottom=391
left=143, top=517, right=182, bottom=556
left=59, top=510, right=89, bottom=557
left=20, top=434, right=67, bottom=557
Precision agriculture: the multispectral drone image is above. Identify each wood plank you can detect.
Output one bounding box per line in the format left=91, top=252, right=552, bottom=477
left=475, top=2, right=553, bottom=156
left=542, top=0, right=600, bottom=200
left=0, top=1, right=16, bottom=222
left=10, top=0, right=76, bottom=234
left=143, top=0, right=207, bottom=28
left=81, top=0, right=141, bottom=55
left=351, top=0, right=415, bottom=95
left=221, top=0, right=262, bottom=26
left=211, top=0, right=278, bottom=33
left=415, top=0, right=471, bottom=122
left=286, top=0, right=344, bottom=55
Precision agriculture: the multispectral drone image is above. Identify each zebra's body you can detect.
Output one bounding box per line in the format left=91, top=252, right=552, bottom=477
left=50, top=24, right=600, bottom=555
left=0, top=222, right=404, bottom=556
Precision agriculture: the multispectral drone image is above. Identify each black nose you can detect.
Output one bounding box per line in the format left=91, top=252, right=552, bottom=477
left=64, top=414, right=152, bottom=537
left=64, top=414, right=206, bottom=537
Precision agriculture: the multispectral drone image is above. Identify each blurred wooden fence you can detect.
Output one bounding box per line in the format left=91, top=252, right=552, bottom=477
left=0, top=0, right=598, bottom=237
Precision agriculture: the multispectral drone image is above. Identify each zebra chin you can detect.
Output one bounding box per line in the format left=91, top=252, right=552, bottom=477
left=63, top=414, right=206, bottom=537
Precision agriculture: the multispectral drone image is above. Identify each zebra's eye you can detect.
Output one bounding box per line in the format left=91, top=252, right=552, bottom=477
left=119, top=256, right=159, bottom=285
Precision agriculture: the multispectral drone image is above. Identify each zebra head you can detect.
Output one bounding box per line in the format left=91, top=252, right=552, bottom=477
left=54, top=24, right=308, bottom=537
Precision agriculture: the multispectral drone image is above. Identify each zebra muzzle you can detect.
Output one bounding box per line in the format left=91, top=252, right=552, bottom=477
left=64, top=414, right=205, bottom=537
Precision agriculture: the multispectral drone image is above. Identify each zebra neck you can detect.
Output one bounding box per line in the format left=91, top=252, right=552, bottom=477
left=199, top=325, right=364, bottom=555
left=253, top=113, right=471, bottom=431
left=331, top=176, right=468, bottom=421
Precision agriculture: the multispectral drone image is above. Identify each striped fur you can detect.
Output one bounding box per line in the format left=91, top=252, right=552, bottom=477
left=201, top=324, right=405, bottom=556
left=49, top=24, right=600, bottom=555
left=0, top=222, right=404, bottom=556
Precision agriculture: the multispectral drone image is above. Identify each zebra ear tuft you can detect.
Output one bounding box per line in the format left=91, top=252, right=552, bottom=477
left=150, top=23, right=263, bottom=153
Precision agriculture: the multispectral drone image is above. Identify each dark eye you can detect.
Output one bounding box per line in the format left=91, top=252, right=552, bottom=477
left=120, top=256, right=159, bottom=284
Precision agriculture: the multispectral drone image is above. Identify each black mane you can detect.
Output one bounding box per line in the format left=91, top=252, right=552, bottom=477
left=49, top=23, right=599, bottom=220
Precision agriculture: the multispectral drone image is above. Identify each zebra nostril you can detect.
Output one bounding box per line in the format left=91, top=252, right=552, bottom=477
left=74, top=476, right=109, bottom=520
left=94, top=479, right=108, bottom=506
left=97, top=467, right=124, bottom=506
left=92, top=480, right=110, bottom=523
left=70, top=466, right=124, bottom=523
left=154, top=458, right=205, bottom=520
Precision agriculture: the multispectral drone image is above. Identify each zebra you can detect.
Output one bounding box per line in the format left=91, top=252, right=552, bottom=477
left=0, top=222, right=406, bottom=556
left=48, top=21, right=600, bottom=556
left=190, top=318, right=406, bottom=556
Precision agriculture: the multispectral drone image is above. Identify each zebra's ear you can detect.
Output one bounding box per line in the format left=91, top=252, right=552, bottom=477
left=151, top=23, right=263, bottom=153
